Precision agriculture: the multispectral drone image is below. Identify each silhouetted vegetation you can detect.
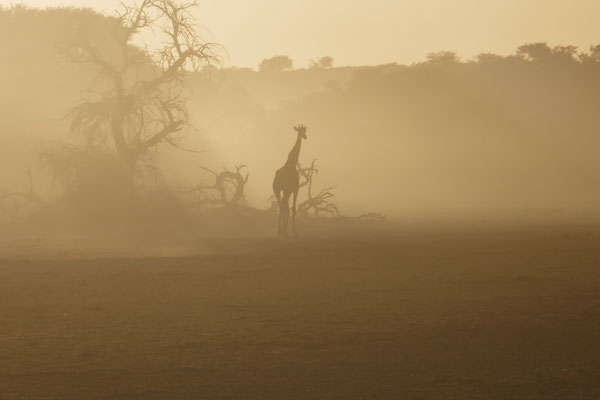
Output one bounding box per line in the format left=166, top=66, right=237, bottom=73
left=297, top=160, right=338, bottom=219
left=3, top=4, right=600, bottom=399
left=309, top=56, right=334, bottom=69
left=0, top=168, right=44, bottom=223
left=59, top=0, right=220, bottom=177
left=1, top=3, right=600, bottom=232
left=259, top=55, right=293, bottom=72
left=187, top=164, right=249, bottom=208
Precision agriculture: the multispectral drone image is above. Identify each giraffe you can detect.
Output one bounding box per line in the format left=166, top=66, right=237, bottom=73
left=273, top=124, right=307, bottom=236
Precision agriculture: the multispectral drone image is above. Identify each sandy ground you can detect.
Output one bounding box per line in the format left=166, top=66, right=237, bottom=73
left=1, top=223, right=600, bottom=399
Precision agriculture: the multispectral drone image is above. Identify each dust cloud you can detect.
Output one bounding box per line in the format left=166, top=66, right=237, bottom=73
left=2, top=6, right=600, bottom=244
left=2, top=3, right=600, bottom=399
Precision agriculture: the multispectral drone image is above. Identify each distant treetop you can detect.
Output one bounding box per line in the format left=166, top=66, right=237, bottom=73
left=309, top=56, right=334, bottom=69
left=259, top=55, right=294, bottom=72
left=426, top=51, right=460, bottom=65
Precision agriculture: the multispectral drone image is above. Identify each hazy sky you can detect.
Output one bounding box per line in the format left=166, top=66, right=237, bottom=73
left=3, top=0, right=600, bottom=68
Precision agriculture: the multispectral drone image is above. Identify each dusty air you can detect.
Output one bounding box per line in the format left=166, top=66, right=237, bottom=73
left=1, top=1, right=599, bottom=399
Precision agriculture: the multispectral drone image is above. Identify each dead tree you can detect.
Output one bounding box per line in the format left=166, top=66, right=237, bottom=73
left=0, top=168, right=44, bottom=222
left=296, top=160, right=339, bottom=218
left=64, top=0, right=221, bottom=176
left=188, top=164, right=249, bottom=207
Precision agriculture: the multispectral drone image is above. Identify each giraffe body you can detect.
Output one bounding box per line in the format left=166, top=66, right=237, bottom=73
left=273, top=125, right=307, bottom=236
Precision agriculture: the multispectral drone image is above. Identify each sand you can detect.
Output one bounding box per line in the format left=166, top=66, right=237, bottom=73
left=1, top=223, right=599, bottom=399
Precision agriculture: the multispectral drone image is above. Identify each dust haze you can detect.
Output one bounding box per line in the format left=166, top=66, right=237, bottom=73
left=1, top=2, right=600, bottom=399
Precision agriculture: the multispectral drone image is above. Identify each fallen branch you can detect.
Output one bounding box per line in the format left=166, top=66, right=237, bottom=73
left=356, top=212, right=386, bottom=222
left=296, top=160, right=338, bottom=219
left=188, top=164, right=249, bottom=207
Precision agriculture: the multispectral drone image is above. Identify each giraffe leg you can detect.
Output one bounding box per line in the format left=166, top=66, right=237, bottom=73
left=292, top=190, right=298, bottom=236
left=274, top=190, right=283, bottom=236
left=278, top=207, right=283, bottom=237
left=281, top=192, right=291, bottom=237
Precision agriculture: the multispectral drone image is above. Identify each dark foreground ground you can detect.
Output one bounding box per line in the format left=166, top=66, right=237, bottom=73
left=1, top=223, right=600, bottom=399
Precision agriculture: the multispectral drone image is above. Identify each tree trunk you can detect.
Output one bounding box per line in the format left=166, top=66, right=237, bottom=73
left=111, top=116, right=136, bottom=178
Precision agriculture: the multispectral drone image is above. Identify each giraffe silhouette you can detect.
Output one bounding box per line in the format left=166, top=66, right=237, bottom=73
left=273, top=124, right=307, bottom=236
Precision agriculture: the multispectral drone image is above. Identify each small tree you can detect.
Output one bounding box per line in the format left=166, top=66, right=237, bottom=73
left=426, top=51, right=460, bottom=65
left=64, top=0, right=220, bottom=177
left=517, top=42, right=552, bottom=62
left=476, top=53, right=503, bottom=64
left=518, top=43, right=579, bottom=64
left=581, top=44, right=600, bottom=64
left=258, top=55, right=293, bottom=72
left=589, top=45, right=600, bottom=62
left=309, top=56, right=334, bottom=69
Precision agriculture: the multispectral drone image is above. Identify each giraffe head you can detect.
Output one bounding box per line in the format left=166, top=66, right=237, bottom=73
left=294, top=124, right=308, bottom=140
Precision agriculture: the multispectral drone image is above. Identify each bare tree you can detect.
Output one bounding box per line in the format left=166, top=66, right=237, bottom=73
left=296, top=160, right=338, bottom=218
left=188, top=164, right=249, bottom=207
left=65, top=0, right=220, bottom=176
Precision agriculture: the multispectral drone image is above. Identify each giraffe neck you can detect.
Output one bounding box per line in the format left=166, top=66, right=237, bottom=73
left=285, top=134, right=303, bottom=167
